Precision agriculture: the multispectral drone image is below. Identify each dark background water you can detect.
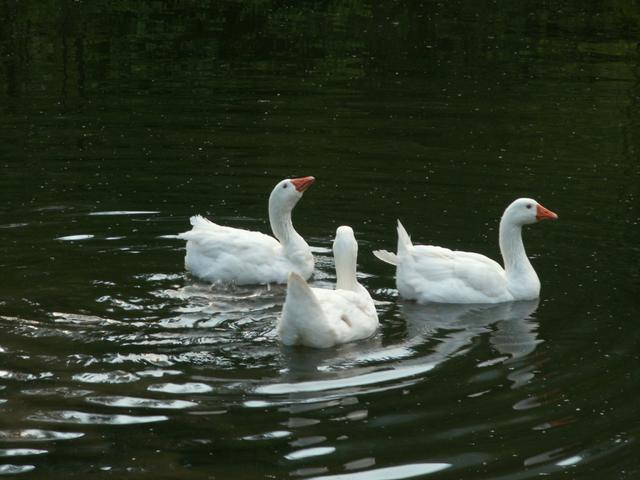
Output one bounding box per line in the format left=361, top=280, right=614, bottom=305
left=1, top=1, right=639, bottom=478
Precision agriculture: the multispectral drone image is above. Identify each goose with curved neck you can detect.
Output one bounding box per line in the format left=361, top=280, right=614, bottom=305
left=178, top=176, right=315, bottom=285
left=278, top=226, right=378, bottom=348
left=499, top=209, right=539, bottom=300
left=373, top=198, right=558, bottom=304
left=268, top=181, right=313, bottom=270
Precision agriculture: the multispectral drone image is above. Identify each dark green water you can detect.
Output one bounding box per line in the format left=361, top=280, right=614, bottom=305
left=1, top=2, right=639, bottom=478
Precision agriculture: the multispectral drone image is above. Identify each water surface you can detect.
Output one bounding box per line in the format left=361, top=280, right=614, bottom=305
left=0, top=2, right=639, bottom=479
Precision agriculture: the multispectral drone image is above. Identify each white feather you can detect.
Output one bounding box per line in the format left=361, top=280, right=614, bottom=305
left=375, top=199, right=557, bottom=304
left=178, top=178, right=315, bottom=285
left=278, top=227, right=378, bottom=348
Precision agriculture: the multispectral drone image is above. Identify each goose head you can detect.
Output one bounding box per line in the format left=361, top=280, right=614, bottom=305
left=269, top=176, right=315, bottom=246
left=502, top=198, right=558, bottom=226
left=269, top=176, right=315, bottom=213
left=334, top=226, right=358, bottom=261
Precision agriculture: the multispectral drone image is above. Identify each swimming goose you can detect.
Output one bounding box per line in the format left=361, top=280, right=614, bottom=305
left=278, top=226, right=378, bottom=348
left=178, top=177, right=315, bottom=285
left=373, top=198, right=558, bottom=303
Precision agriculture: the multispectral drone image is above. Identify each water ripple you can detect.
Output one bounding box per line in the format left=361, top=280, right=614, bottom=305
left=0, top=430, right=84, bottom=442
left=0, top=464, right=36, bottom=475
left=55, top=234, right=94, bottom=241
left=28, top=410, right=168, bottom=425
left=307, top=462, right=452, bottom=479
left=85, top=395, right=197, bottom=410
left=0, top=449, right=47, bottom=457
left=147, top=382, right=213, bottom=394
left=88, top=211, right=160, bottom=216
left=242, top=430, right=292, bottom=441
left=136, top=369, right=183, bottom=378
left=0, top=371, right=53, bottom=382
left=0, top=198, right=630, bottom=479
left=21, top=387, right=92, bottom=398
left=285, top=446, right=336, bottom=460
left=72, top=371, right=140, bottom=384
left=256, top=363, right=436, bottom=395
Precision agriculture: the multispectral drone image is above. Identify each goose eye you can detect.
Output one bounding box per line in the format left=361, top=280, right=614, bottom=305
left=283, top=184, right=288, bottom=189
left=526, top=204, right=532, bottom=209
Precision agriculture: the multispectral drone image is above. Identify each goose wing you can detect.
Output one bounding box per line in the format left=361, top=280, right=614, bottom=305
left=179, top=215, right=286, bottom=283
left=400, top=245, right=508, bottom=303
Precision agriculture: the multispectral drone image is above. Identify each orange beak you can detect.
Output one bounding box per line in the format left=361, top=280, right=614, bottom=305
left=291, top=176, right=315, bottom=193
left=536, top=203, right=558, bottom=221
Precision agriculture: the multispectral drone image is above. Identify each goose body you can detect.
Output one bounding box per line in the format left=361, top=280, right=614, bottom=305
left=373, top=198, right=558, bottom=304
left=178, top=177, right=315, bottom=285
left=278, top=226, right=378, bottom=348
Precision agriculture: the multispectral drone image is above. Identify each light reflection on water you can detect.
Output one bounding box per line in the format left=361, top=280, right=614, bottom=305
left=307, top=462, right=452, bottom=480
left=1, top=2, right=638, bottom=475
left=0, top=225, right=634, bottom=479
left=0, top=259, right=571, bottom=477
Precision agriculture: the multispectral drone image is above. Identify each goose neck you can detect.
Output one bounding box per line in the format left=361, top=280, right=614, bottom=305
left=269, top=202, right=302, bottom=246
left=335, top=251, right=359, bottom=292
left=499, top=218, right=533, bottom=276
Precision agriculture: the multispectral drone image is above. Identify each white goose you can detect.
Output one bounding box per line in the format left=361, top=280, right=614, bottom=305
left=278, top=226, right=378, bottom=348
left=178, top=177, right=315, bottom=285
left=373, top=198, right=558, bottom=304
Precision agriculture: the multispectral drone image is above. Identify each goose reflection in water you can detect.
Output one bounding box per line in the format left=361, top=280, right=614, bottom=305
left=398, top=298, right=542, bottom=386
left=272, top=299, right=541, bottom=388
